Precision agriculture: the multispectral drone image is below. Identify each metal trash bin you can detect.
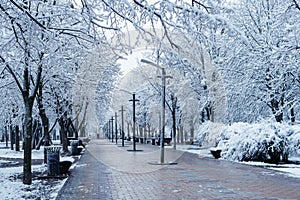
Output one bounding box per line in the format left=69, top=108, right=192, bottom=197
left=70, top=140, right=79, bottom=155
left=46, top=146, right=61, bottom=176
left=151, top=138, right=156, bottom=145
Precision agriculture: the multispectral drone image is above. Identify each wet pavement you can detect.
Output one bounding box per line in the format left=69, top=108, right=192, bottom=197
left=56, top=139, right=300, bottom=200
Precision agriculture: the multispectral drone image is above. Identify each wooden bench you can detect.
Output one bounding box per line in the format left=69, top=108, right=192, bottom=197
left=156, top=138, right=172, bottom=145
left=59, top=161, right=72, bottom=175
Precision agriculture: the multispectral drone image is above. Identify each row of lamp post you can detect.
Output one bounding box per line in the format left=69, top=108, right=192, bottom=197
left=106, top=108, right=125, bottom=147
left=106, top=91, right=140, bottom=151
left=106, top=59, right=176, bottom=164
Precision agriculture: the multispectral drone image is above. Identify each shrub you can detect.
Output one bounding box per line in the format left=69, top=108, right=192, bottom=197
left=213, top=122, right=299, bottom=163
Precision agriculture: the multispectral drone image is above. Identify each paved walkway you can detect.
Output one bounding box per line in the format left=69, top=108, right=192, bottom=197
left=56, top=139, right=300, bottom=200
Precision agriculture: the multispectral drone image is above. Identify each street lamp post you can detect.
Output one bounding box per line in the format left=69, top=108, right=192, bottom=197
left=129, top=93, right=139, bottom=151
left=141, top=59, right=173, bottom=164
left=119, top=106, right=126, bottom=147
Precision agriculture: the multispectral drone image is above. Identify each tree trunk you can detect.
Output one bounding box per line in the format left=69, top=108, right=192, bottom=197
left=205, top=106, right=211, bottom=121
left=176, top=127, right=179, bottom=144
left=127, top=122, right=130, bottom=139
left=148, top=125, right=151, bottom=138
left=23, top=100, right=34, bottom=185
left=291, top=106, right=295, bottom=123
left=40, top=114, right=50, bottom=145
left=59, top=117, right=69, bottom=153
left=180, top=126, right=184, bottom=144
left=10, top=125, right=14, bottom=150
left=4, top=49, right=42, bottom=185
left=67, top=118, right=78, bottom=140
left=77, top=101, right=88, bottom=137
left=5, top=126, right=8, bottom=147
left=190, top=125, right=194, bottom=144
left=36, top=79, right=51, bottom=151
left=271, top=99, right=283, bottom=122
left=15, top=125, right=20, bottom=151
left=22, top=62, right=41, bottom=185
left=31, top=120, right=38, bottom=150
left=22, top=124, right=25, bottom=150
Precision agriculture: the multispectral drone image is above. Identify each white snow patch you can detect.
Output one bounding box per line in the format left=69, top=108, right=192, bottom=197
left=0, top=142, right=72, bottom=199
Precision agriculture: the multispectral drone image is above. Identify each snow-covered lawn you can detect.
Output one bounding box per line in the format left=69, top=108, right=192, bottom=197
left=0, top=165, right=66, bottom=200
left=0, top=142, right=75, bottom=200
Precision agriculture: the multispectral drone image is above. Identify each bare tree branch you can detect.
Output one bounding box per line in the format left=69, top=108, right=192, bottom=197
left=292, top=0, right=300, bottom=10
left=0, top=55, right=24, bottom=94
left=91, top=20, right=120, bottom=31
left=192, top=0, right=210, bottom=13
left=0, top=81, right=14, bottom=89
left=9, top=0, right=47, bottom=30
left=133, top=0, right=178, bottom=48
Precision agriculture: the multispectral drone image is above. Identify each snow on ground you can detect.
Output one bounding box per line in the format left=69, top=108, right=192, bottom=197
left=243, top=154, right=300, bottom=178
left=0, top=141, right=76, bottom=200
left=244, top=161, right=300, bottom=179
left=0, top=165, right=67, bottom=200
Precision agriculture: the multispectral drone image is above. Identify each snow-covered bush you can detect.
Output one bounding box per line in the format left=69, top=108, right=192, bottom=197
left=216, top=122, right=300, bottom=163
left=289, top=130, right=300, bottom=155
left=195, top=122, right=210, bottom=147
left=195, top=122, right=225, bottom=148
left=196, top=121, right=300, bottom=163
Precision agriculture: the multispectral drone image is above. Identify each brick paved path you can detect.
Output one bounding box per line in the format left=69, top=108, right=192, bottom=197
left=56, top=139, right=300, bottom=200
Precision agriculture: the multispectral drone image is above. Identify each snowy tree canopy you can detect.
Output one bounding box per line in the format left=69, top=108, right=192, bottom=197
left=0, top=0, right=300, bottom=184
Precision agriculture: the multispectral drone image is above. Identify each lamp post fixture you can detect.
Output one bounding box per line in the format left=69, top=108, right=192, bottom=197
left=119, top=106, right=126, bottom=147
left=141, top=59, right=173, bottom=164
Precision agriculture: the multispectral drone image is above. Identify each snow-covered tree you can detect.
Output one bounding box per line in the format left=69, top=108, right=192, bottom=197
left=216, top=0, right=300, bottom=123
left=0, top=0, right=110, bottom=185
